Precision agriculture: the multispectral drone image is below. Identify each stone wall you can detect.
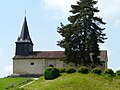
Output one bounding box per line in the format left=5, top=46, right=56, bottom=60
left=13, top=59, right=45, bottom=74
left=13, top=58, right=107, bottom=75
left=13, top=59, right=64, bottom=75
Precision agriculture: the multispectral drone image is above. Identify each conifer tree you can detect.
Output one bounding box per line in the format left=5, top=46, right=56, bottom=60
left=57, top=0, right=107, bottom=66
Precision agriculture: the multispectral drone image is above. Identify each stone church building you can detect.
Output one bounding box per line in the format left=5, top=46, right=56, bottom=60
left=13, top=17, right=108, bottom=76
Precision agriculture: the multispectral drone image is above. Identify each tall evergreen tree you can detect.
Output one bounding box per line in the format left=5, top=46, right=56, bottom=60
left=57, top=0, right=107, bottom=66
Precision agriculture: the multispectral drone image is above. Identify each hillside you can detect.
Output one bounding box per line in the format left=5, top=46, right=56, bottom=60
left=21, top=73, right=120, bottom=90
left=0, top=77, right=33, bottom=90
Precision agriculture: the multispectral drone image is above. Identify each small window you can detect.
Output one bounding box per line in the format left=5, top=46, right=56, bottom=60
left=31, top=62, right=34, bottom=65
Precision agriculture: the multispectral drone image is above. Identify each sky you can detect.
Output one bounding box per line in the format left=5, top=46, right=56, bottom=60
left=0, top=0, right=120, bottom=78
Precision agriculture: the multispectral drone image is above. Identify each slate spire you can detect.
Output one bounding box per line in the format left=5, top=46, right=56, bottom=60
left=17, top=16, right=33, bottom=44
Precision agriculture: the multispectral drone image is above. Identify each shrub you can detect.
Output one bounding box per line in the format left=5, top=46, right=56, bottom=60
left=116, top=70, right=120, bottom=75
left=59, top=68, right=66, bottom=73
left=78, top=66, right=89, bottom=74
left=91, top=68, right=102, bottom=74
left=65, top=67, right=76, bottom=73
left=44, top=67, right=60, bottom=80
left=104, top=69, right=114, bottom=75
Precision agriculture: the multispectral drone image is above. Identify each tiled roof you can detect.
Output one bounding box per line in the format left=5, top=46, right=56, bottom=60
left=13, top=50, right=108, bottom=61
left=13, top=51, right=64, bottom=59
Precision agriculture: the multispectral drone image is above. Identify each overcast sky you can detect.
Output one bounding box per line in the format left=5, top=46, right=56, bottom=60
left=0, top=0, right=120, bottom=77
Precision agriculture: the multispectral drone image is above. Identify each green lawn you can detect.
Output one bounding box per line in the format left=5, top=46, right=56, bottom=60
left=0, top=77, right=33, bottom=90
left=21, top=73, right=120, bottom=90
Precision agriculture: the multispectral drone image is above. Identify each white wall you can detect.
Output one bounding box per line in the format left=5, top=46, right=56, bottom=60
left=13, top=59, right=64, bottom=75
left=13, top=59, right=45, bottom=74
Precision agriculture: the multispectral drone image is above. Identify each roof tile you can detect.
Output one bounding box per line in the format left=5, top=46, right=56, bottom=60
left=13, top=50, right=107, bottom=61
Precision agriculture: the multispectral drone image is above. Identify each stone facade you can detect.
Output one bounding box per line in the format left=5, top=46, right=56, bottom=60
left=13, top=58, right=64, bottom=75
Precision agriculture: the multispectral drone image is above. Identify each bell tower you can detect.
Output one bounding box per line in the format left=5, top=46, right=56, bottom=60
left=15, top=16, right=33, bottom=56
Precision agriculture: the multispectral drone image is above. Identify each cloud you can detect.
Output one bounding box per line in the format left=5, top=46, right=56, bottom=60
left=41, top=0, right=77, bottom=17
left=4, top=65, right=13, bottom=74
left=41, top=0, right=120, bottom=20
left=0, top=65, right=13, bottom=78
left=97, top=0, right=120, bottom=18
left=113, top=20, right=120, bottom=29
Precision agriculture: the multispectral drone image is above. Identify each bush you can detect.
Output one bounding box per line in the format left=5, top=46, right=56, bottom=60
left=77, top=66, right=89, bottom=74
left=59, top=68, right=66, bottom=73
left=44, top=67, right=60, bottom=80
left=65, top=67, right=76, bottom=73
left=91, top=68, right=102, bottom=74
left=116, top=70, right=120, bottom=75
left=104, top=69, right=114, bottom=75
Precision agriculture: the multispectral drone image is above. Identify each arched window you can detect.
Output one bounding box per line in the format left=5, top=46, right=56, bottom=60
left=48, top=64, right=54, bottom=67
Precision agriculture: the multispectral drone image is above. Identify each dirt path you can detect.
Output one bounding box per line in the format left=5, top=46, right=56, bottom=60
left=20, top=78, right=38, bottom=88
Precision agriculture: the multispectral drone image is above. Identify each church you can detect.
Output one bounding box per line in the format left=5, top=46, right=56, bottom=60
left=13, top=16, right=108, bottom=76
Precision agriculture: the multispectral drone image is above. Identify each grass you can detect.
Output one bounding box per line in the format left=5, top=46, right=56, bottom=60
left=21, top=73, right=120, bottom=90
left=0, top=77, right=33, bottom=90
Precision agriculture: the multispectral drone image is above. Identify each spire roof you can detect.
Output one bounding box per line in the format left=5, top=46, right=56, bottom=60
left=17, top=16, right=33, bottom=44
left=20, top=16, right=30, bottom=40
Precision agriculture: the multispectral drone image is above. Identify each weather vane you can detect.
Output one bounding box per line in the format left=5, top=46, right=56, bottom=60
left=25, top=10, right=26, bottom=16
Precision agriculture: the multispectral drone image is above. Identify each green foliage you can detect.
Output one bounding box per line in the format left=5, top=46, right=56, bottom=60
left=59, top=68, right=66, bottom=73
left=57, top=0, right=107, bottom=66
left=116, top=70, right=120, bottom=75
left=91, top=68, right=102, bottom=74
left=104, top=69, right=114, bottom=75
left=44, top=67, right=60, bottom=80
left=77, top=66, right=89, bottom=74
left=65, top=67, right=76, bottom=73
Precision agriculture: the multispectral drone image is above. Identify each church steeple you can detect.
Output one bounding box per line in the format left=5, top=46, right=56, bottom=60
left=17, top=16, right=33, bottom=44
left=15, top=16, right=33, bottom=56
left=20, top=17, right=30, bottom=39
